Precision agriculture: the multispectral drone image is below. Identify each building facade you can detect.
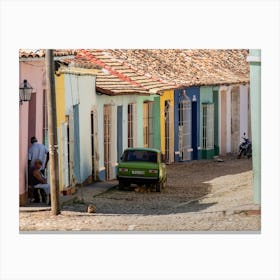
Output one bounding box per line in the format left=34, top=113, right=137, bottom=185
left=19, top=60, right=47, bottom=205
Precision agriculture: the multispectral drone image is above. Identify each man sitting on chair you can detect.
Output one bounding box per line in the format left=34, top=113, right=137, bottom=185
left=30, top=159, right=51, bottom=205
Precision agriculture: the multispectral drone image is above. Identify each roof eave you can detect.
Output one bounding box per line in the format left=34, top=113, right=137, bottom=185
left=19, top=55, right=76, bottom=62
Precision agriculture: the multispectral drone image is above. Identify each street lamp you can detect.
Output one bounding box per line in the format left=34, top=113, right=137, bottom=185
left=19, top=79, right=33, bottom=104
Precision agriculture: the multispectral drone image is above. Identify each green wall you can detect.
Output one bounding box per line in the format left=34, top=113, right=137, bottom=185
left=249, top=49, right=261, bottom=205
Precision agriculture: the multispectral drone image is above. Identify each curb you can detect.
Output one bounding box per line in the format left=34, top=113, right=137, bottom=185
left=19, top=207, right=51, bottom=213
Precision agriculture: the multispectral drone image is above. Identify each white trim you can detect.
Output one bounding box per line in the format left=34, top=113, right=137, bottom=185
left=99, top=167, right=105, bottom=172
left=246, top=56, right=261, bottom=63
left=59, top=66, right=99, bottom=76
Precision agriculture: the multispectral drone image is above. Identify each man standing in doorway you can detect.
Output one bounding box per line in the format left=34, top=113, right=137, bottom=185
left=28, top=136, right=49, bottom=175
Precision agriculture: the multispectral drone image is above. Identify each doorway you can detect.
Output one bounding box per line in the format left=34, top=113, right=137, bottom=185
left=28, top=92, right=36, bottom=143
left=62, top=120, right=70, bottom=188
left=91, top=111, right=95, bottom=179
left=73, top=104, right=81, bottom=183
left=220, top=90, right=227, bottom=154
left=191, top=101, right=198, bottom=160
left=117, top=106, right=123, bottom=162
left=164, top=100, right=171, bottom=162
left=231, top=87, right=240, bottom=153
left=143, top=101, right=155, bottom=148
left=104, top=105, right=112, bottom=180
left=178, top=96, right=192, bottom=161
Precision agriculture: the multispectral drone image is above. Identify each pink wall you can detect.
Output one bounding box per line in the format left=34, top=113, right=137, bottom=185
left=19, top=60, right=46, bottom=200
left=19, top=103, right=29, bottom=196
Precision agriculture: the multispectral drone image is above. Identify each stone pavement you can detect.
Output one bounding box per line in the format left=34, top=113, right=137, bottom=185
left=62, top=180, right=118, bottom=205
left=19, top=180, right=118, bottom=213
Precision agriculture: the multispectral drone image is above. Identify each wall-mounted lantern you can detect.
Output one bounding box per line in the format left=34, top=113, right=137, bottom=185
left=19, top=79, right=33, bottom=104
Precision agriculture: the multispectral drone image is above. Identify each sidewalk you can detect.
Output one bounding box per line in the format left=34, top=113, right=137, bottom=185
left=19, top=180, right=118, bottom=213
left=62, top=180, right=118, bottom=205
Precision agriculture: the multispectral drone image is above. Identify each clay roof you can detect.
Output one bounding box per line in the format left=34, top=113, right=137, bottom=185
left=71, top=49, right=249, bottom=95
left=19, top=49, right=249, bottom=95
left=72, top=49, right=177, bottom=95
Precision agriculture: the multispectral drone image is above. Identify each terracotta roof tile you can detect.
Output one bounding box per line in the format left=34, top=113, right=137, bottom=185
left=20, top=49, right=249, bottom=95
left=71, top=49, right=249, bottom=95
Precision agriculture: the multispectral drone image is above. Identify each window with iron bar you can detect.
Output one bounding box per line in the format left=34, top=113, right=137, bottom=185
left=202, top=103, right=214, bottom=150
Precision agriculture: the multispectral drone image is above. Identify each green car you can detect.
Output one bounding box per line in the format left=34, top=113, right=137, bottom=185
left=117, top=148, right=167, bottom=192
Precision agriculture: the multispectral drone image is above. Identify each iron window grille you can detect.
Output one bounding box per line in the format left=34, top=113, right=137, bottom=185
left=202, top=103, right=214, bottom=150
left=178, top=95, right=192, bottom=161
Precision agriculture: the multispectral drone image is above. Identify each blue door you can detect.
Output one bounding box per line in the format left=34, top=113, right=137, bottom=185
left=117, top=106, right=123, bottom=161
left=73, top=104, right=81, bottom=183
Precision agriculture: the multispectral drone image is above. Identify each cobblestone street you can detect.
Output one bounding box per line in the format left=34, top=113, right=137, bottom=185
left=19, top=157, right=260, bottom=232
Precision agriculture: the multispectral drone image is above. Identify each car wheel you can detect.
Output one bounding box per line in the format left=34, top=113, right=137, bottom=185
left=156, top=182, right=162, bottom=192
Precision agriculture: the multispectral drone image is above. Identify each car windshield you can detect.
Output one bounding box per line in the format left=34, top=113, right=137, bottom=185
left=122, top=150, right=158, bottom=163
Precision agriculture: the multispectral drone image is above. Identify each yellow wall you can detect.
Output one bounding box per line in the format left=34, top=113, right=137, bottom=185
left=55, top=74, right=66, bottom=126
left=160, top=90, right=174, bottom=161
left=55, top=74, right=66, bottom=191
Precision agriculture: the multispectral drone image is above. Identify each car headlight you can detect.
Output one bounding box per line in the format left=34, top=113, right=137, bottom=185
left=119, top=167, right=128, bottom=172
left=148, top=169, right=158, bottom=174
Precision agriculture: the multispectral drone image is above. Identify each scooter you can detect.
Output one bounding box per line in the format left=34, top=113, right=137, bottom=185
left=237, top=133, right=252, bottom=159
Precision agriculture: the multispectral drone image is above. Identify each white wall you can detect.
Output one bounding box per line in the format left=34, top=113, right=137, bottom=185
left=96, top=94, right=139, bottom=179
left=64, top=74, right=96, bottom=183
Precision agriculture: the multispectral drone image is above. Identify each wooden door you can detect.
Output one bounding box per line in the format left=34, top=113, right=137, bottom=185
left=28, top=92, right=36, bottom=142
left=143, top=103, right=149, bottom=148
left=220, top=90, right=227, bottom=154
left=148, top=102, right=154, bottom=148
left=104, top=105, right=112, bottom=180
left=231, top=87, right=240, bottom=153
left=62, top=122, right=70, bottom=188
left=117, top=106, right=123, bottom=161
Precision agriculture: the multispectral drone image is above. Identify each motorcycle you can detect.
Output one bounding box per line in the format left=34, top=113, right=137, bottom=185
left=237, top=133, right=252, bottom=159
